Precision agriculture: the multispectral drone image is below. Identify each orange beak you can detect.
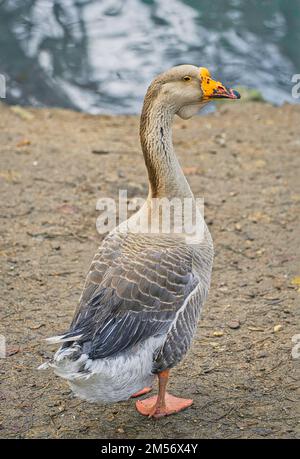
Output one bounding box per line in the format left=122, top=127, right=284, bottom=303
left=200, top=67, right=241, bottom=100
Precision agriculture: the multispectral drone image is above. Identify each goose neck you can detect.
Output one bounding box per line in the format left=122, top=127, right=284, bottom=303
left=140, top=97, right=192, bottom=200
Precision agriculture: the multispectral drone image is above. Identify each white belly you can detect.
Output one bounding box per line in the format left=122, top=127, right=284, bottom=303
left=50, top=335, right=164, bottom=403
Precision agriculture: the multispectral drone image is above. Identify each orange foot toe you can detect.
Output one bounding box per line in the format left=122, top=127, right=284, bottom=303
left=136, top=393, right=193, bottom=418
left=131, top=386, right=153, bottom=398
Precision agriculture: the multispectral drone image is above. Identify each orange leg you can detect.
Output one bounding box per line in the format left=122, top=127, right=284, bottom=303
left=131, top=386, right=153, bottom=398
left=135, top=370, right=193, bottom=418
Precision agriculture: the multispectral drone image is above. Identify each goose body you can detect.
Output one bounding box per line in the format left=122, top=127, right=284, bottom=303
left=43, top=65, right=240, bottom=416
left=50, top=226, right=213, bottom=402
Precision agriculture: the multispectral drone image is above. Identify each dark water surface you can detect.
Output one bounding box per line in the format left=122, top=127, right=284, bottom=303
left=0, top=0, right=299, bottom=113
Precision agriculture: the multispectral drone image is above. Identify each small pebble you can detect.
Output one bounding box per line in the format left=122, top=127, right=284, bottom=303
left=213, top=331, right=224, bottom=337
left=227, top=320, right=240, bottom=330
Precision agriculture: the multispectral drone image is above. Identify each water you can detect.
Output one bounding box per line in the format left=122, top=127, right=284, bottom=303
left=0, top=0, right=299, bottom=114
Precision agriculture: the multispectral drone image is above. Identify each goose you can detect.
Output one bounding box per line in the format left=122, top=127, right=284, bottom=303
left=40, top=65, right=240, bottom=418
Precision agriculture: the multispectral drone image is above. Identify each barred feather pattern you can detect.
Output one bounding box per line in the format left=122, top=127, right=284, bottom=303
left=45, top=226, right=213, bottom=402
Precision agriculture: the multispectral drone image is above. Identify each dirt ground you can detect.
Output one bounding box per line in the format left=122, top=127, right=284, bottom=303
left=0, top=101, right=299, bottom=439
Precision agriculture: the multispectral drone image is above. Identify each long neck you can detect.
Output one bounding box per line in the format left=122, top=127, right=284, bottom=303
left=140, top=95, right=193, bottom=199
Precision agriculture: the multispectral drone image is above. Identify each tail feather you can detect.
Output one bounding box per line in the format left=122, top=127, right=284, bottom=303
left=45, top=334, right=82, bottom=344
left=38, top=336, right=164, bottom=403
left=38, top=343, right=88, bottom=378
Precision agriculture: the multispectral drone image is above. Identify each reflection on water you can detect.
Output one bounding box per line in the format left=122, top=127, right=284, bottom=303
left=0, top=0, right=299, bottom=113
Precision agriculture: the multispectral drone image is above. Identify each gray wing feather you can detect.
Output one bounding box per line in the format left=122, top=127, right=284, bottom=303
left=61, top=232, right=199, bottom=359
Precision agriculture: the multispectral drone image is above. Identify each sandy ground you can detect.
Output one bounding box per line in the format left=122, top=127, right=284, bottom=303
left=0, top=101, right=299, bottom=439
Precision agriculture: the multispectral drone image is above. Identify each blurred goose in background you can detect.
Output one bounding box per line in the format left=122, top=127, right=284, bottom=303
left=40, top=65, right=240, bottom=418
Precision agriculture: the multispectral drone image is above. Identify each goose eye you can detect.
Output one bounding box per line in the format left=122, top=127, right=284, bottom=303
left=183, top=76, right=191, bottom=82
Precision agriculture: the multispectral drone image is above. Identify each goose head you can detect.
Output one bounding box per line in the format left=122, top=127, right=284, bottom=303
left=146, top=64, right=240, bottom=120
